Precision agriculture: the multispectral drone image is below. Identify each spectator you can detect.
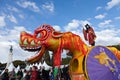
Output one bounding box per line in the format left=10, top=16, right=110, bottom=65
left=17, top=68, right=23, bottom=80
left=1, top=69, right=9, bottom=80
left=29, top=67, right=32, bottom=76
left=9, top=68, right=16, bottom=80
left=62, top=65, right=71, bottom=80
left=49, top=68, right=54, bottom=80
left=24, top=71, right=30, bottom=80
left=23, top=69, right=27, bottom=79
left=30, top=66, right=39, bottom=80
left=42, top=66, right=49, bottom=80
left=38, top=66, right=42, bottom=80
left=42, top=66, right=46, bottom=80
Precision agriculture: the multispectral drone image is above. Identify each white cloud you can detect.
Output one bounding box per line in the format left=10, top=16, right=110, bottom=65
left=64, top=19, right=91, bottom=31
left=64, top=19, right=80, bottom=31
left=0, top=16, right=6, bottom=27
left=0, top=41, right=35, bottom=63
left=98, top=20, right=112, bottom=27
left=64, top=23, right=120, bottom=46
left=17, top=1, right=40, bottom=12
left=79, top=20, right=91, bottom=26
left=7, top=6, right=19, bottom=12
left=96, top=6, right=102, bottom=11
left=63, top=19, right=120, bottom=46
left=0, top=26, right=27, bottom=42
left=68, top=27, right=120, bottom=46
left=0, top=26, right=32, bottom=63
left=53, top=25, right=61, bottom=31
left=96, top=29, right=120, bottom=46
left=19, top=14, right=24, bottom=19
left=7, top=15, right=17, bottom=24
left=115, top=16, right=120, bottom=20
left=8, top=27, right=27, bottom=40
left=106, top=0, right=120, bottom=10
left=42, top=2, right=54, bottom=12
left=95, top=14, right=106, bottom=19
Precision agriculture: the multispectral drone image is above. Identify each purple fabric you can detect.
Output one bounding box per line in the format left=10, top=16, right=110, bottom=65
left=86, top=46, right=120, bottom=80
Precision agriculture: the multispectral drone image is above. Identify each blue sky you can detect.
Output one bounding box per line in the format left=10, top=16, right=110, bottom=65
left=0, top=0, right=120, bottom=63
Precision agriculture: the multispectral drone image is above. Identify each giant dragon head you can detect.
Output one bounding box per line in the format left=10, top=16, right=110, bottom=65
left=19, top=24, right=63, bottom=63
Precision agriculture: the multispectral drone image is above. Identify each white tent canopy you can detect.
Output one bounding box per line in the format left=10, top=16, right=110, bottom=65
left=25, top=65, right=30, bottom=71
left=24, top=62, right=51, bottom=70
left=38, top=62, right=42, bottom=68
left=42, top=61, right=51, bottom=70
left=15, top=65, right=20, bottom=73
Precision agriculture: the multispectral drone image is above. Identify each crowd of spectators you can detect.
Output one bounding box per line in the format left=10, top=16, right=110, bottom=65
left=0, top=65, right=71, bottom=80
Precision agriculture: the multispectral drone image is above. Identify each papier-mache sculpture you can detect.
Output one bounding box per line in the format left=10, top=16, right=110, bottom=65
left=19, top=24, right=120, bottom=80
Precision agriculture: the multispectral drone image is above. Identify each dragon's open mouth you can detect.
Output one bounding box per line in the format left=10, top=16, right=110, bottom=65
left=22, top=46, right=41, bottom=52
left=21, top=45, right=45, bottom=63
left=19, top=31, right=46, bottom=63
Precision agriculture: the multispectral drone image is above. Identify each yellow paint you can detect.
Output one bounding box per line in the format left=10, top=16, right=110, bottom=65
left=94, top=51, right=116, bottom=72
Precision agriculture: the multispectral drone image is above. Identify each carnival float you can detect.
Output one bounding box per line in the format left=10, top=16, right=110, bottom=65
left=19, top=24, right=120, bottom=80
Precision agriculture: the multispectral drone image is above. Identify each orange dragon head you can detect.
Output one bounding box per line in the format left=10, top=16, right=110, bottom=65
left=19, top=24, right=63, bottom=63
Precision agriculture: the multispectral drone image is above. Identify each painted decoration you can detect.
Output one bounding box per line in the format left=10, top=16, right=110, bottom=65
left=19, top=24, right=120, bottom=80
left=85, top=46, right=120, bottom=80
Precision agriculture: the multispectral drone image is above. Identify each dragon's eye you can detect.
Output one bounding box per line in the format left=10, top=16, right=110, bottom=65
left=36, top=33, right=41, bottom=38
